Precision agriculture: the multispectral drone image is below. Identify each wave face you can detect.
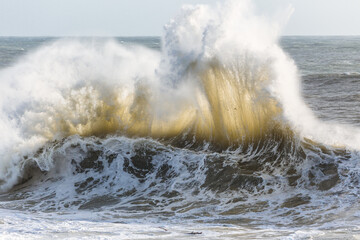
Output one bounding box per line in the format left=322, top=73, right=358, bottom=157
left=1, top=0, right=360, bottom=235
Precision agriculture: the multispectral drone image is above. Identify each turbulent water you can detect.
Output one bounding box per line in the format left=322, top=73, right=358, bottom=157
left=1, top=1, right=360, bottom=239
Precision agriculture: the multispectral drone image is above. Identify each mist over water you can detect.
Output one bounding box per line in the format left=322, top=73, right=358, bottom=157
left=1, top=0, right=360, bottom=239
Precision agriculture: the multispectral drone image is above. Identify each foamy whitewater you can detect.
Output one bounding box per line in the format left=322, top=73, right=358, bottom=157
left=1, top=0, right=360, bottom=239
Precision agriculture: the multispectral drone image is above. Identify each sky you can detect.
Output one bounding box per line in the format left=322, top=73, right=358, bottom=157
left=0, top=0, right=359, bottom=36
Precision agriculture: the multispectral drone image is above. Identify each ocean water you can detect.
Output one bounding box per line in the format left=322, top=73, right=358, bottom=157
left=1, top=2, right=360, bottom=239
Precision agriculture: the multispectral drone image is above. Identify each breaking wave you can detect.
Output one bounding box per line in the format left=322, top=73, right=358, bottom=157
left=1, top=0, right=360, bottom=228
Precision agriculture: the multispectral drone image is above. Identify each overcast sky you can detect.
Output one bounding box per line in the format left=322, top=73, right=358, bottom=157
left=0, top=0, right=359, bottom=36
